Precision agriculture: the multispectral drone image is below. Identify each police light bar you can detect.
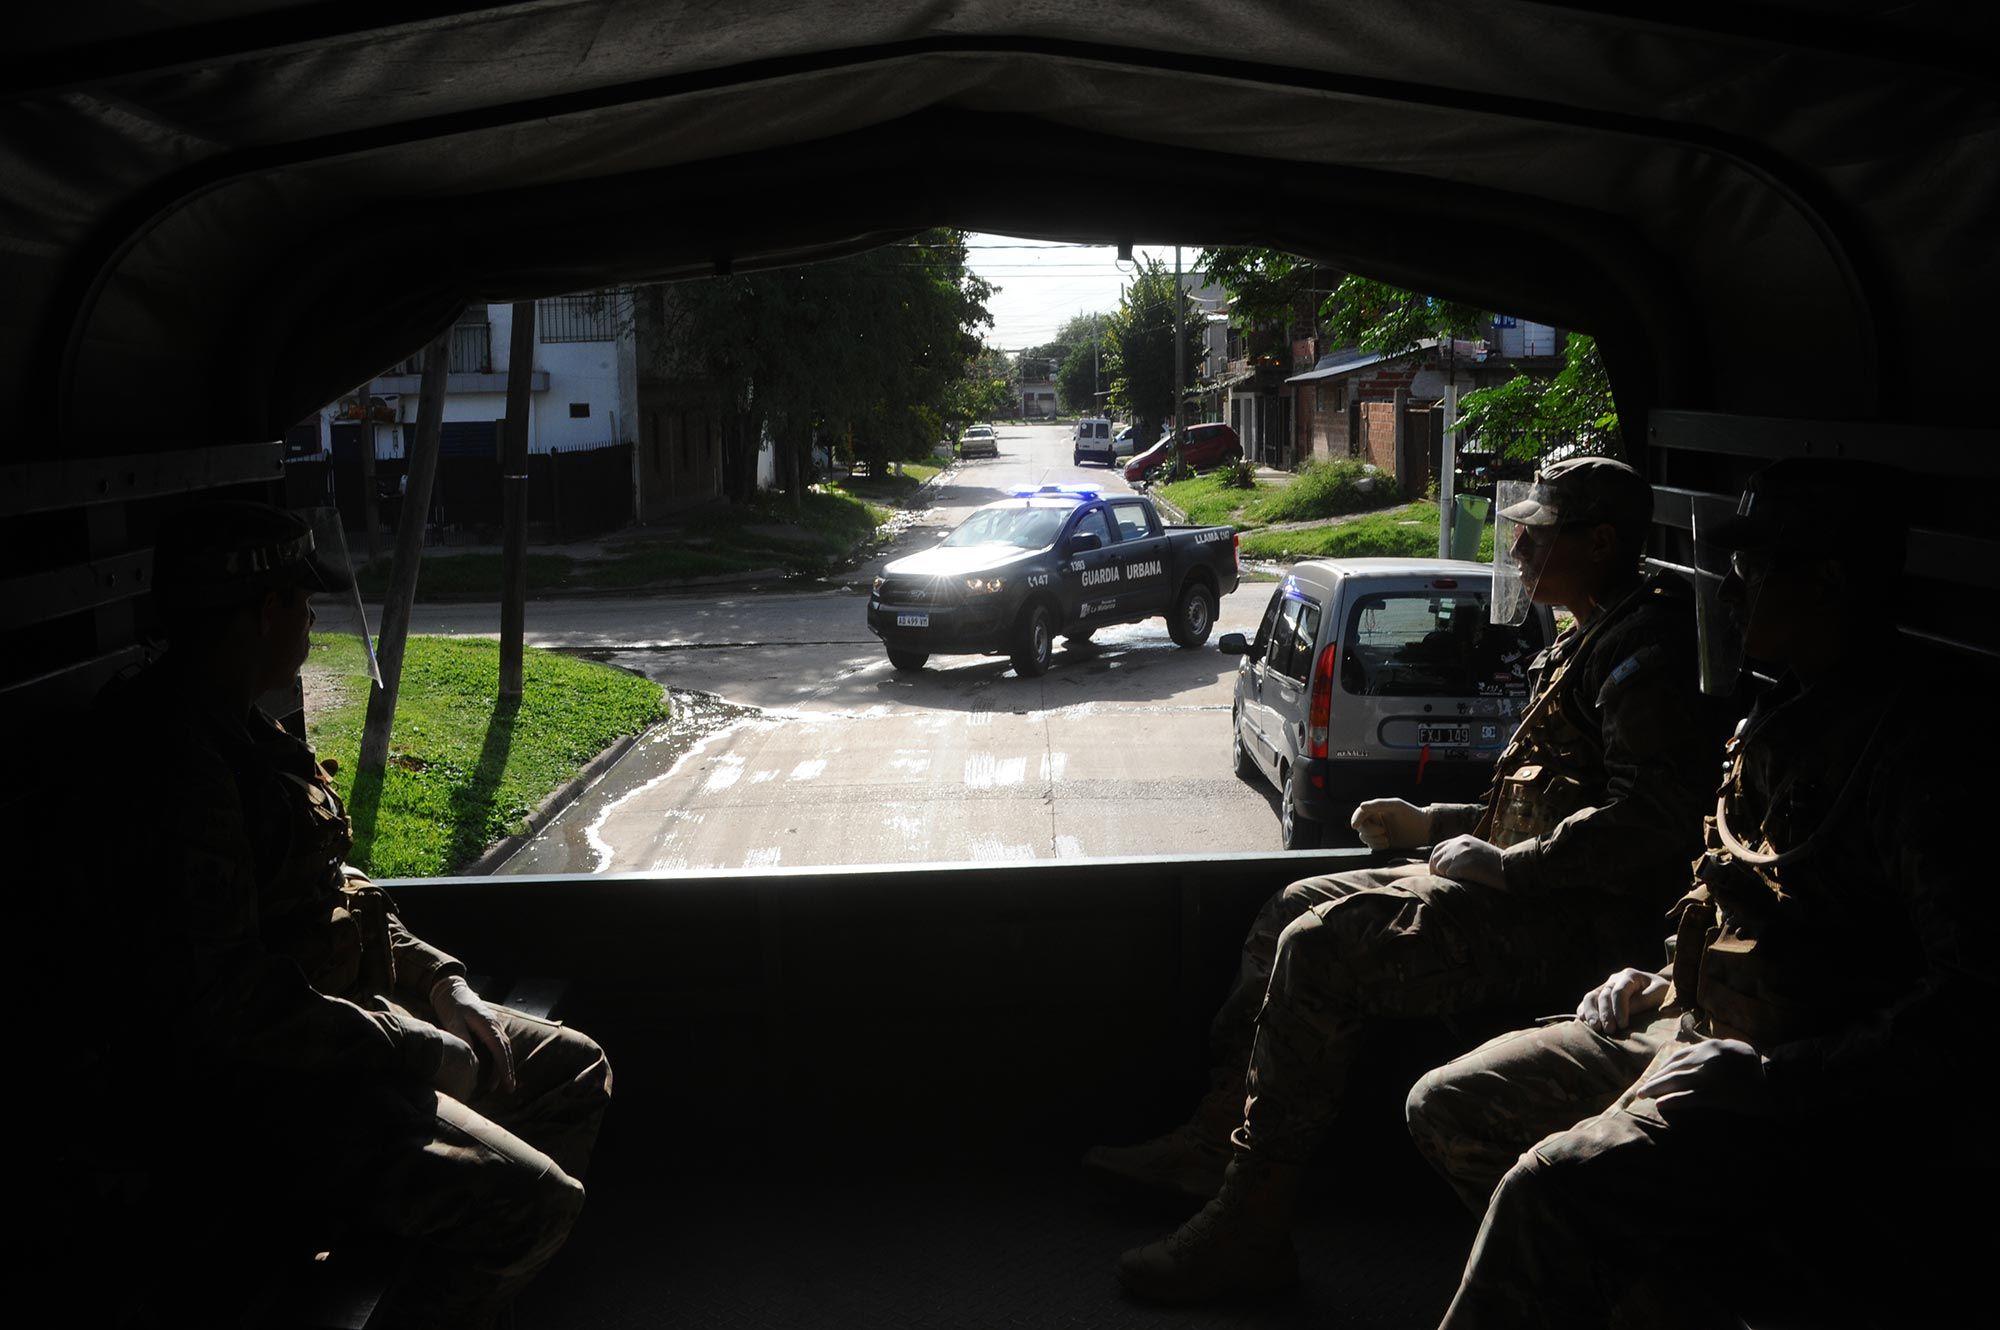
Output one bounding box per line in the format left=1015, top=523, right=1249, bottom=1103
left=1007, top=484, right=1100, bottom=500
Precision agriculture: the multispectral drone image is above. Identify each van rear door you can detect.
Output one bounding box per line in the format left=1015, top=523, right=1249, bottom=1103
left=1331, top=577, right=1544, bottom=788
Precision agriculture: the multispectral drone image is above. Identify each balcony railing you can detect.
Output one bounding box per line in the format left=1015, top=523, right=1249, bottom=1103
left=386, top=322, right=492, bottom=376
left=538, top=294, right=619, bottom=343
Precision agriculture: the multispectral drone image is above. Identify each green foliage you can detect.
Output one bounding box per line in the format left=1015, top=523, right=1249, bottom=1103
left=309, top=637, right=669, bottom=876
left=1105, top=257, right=1203, bottom=444
left=1321, top=275, right=1486, bottom=354
left=1220, top=459, right=1257, bottom=489
left=1455, top=333, right=1618, bottom=460
left=1253, top=459, right=1382, bottom=524
left=1156, top=459, right=1397, bottom=529
left=1237, top=503, right=1494, bottom=562
left=1199, top=246, right=1326, bottom=331
left=655, top=229, right=993, bottom=493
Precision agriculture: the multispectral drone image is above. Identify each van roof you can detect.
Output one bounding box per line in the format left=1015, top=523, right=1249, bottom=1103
left=1285, top=557, right=1497, bottom=587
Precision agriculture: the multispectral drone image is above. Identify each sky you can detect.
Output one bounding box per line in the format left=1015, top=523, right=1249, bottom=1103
left=962, top=233, right=1198, bottom=353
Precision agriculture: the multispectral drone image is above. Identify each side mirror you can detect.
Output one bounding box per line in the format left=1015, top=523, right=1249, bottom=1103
left=1068, top=531, right=1102, bottom=554
left=1218, top=632, right=1252, bottom=656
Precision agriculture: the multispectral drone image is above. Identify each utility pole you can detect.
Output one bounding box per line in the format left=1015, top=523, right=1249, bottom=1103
left=356, top=387, right=383, bottom=564
left=499, top=300, right=535, bottom=700
left=1439, top=379, right=1460, bottom=559
left=1172, top=245, right=1186, bottom=474
left=358, top=323, right=450, bottom=776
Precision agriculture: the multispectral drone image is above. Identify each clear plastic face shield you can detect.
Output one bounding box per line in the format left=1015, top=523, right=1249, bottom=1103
left=1688, top=493, right=1757, bottom=697
left=302, top=507, right=382, bottom=690
left=1489, top=479, right=1562, bottom=626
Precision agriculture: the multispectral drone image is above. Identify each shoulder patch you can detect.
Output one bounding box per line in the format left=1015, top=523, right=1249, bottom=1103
left=1597, top=646, right=1663, bottom=707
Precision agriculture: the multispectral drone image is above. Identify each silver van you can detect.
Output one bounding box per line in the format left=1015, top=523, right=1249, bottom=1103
left=1072, top=417, right=1116, bottom=466
left=1218, top=558, right=1556, bottom=849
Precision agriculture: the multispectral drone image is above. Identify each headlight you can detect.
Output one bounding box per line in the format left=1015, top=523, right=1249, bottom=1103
left=872, top=576, right=886, bottom=595
left=963, top=576, right=1005, bottom=595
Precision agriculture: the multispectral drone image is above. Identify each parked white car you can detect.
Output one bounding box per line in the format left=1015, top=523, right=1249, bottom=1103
left=1218, top=558, right=1557, bottom=850
left=959, top=424, right=999, bottom=459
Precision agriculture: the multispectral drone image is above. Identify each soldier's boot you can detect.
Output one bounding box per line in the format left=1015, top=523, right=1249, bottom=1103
left=1082, top=1077, right=1240, bottom=1200
left=1114, top=1155, right=1302, bottom=1304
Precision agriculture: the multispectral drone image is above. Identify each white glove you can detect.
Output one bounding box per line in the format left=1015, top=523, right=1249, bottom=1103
left=1349, top=798, right=1435, bottom=850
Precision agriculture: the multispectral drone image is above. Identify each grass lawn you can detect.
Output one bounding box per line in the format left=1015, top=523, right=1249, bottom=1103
left=306, top=635, right=669, bottom=876
left=356, top=485, right=896, bottom=598
left=1237, top=503, right=1497, bottom=562
left=1157, top=459, right=1397, bottom=529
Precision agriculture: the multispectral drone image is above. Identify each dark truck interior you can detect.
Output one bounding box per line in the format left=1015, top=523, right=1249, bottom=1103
left=7, top=4, right=1994, bottom=1326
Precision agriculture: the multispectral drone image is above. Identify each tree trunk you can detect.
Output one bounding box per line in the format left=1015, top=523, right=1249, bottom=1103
left=499, top=300, right=535, bottom=700
left=357, top=326, right=450, bottom=777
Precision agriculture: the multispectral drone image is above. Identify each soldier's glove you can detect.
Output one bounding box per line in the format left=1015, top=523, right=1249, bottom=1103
left=1351, top=798, right=1435, bottom=851
left=1428, top=834, right=1505, bottom=888
left=432, top=1030, right=481, bottom=1102
left=1577, top=967, right=1669, bottom=1034
left=431, top=975, right=518, bottom=1095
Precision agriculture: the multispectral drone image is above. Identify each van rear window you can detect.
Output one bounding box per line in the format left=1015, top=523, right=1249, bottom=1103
left=1340, top=593, right=1539, bottom=697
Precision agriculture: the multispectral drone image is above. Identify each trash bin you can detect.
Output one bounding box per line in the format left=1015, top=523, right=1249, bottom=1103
left=1450, top=494, right=1491, bottom=561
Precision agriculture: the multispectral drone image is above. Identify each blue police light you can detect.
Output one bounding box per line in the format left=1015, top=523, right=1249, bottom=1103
left=1007, top=484, right=1100, bottom=501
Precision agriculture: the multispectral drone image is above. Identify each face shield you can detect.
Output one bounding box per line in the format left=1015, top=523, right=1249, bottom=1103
left=1689, top=494, right=1761, bottom=698
left=1490, top=479, right=1561, bottom=626
left=301, top=507, right=382, bottom=692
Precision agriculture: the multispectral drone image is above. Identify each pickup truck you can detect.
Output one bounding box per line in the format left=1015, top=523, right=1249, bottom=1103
left=866, top=485, right=1240, bottom=676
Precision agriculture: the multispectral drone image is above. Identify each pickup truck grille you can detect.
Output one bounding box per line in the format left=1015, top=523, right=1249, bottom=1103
left=878, top=576, right=950, bottom=606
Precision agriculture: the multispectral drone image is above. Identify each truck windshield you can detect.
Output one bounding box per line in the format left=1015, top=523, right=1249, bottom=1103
left=1342, top=591, right=1540, bottom=697
left=942, top=506, right=1069, bottom=549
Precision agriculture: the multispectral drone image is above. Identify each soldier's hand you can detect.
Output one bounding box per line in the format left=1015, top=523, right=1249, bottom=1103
left=1428, top=834, right=1505, bottom=888
left=1635, top=1038, right=1771, bottom=1119
left=1351, top=798, right=1435, bottom=850
left=433, top=1031, right=481, bottom=1101
left=1577, top=968, right=1669, bottom=1034
left=431, top=975, right=518, bottom=1095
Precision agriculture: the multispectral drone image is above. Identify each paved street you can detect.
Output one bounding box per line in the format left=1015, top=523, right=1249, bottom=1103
left=362, top=423, right=1291, bottom=872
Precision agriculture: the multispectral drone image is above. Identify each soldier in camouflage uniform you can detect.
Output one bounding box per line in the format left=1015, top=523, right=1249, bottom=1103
left=1406, top=460, right=1996, bottom=1329
left=91, top=502, right=610, bottom=1329
left=1102, top=458, right=1729, bottom=1303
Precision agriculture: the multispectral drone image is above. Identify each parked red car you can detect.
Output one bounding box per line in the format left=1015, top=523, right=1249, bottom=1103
left=1123, top=422, right=1242, bottom=482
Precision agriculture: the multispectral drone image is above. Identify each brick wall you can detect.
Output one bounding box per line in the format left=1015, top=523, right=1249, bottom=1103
left=1357, top=400, right=1399, bottom=474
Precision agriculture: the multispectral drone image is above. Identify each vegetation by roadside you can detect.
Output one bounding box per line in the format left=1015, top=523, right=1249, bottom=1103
left=1157, top=459, right=1395, bottom=529
left=355, top=480, right=917, bottom=598
left=1238, top=502, right=1496, bottom=562
left=306, top=635, right=669, bottom=877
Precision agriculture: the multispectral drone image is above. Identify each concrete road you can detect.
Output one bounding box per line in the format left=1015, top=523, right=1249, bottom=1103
left=356, top=423, right=1295, bottom=872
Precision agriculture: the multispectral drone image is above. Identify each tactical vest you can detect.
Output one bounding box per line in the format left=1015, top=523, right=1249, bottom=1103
left=1667, top=703, right=1889, bottom=1046
left=237, top=718, right=398, bottom=1000
left=1473, top=587, right=1635, bottom=850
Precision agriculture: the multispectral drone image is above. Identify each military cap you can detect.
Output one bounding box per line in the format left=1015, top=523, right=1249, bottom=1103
left=1705, top=458, right=1904, bottom=554
left=154, top=500, right=354, bottom=609
left=1496, top=455, right=1653, bottom=549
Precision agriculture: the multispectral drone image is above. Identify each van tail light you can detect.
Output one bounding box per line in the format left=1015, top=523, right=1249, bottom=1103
left=1233, top=530, right=1241, bottom=573
left=1307, top=643, right=1337, bottom=758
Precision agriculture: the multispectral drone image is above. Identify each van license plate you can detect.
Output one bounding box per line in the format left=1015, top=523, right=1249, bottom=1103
left=1418, top=725, right=1468, bottom=745
left=897, top=613, right=929, bottom=628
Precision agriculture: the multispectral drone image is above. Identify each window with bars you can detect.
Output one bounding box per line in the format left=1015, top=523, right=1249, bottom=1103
left=538, top=294, right=619, bottom=343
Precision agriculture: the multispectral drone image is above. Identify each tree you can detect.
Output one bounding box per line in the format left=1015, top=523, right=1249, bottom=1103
left=1198, top=248, right=1484, bottom=358
left=1053, top=311, right=1111, bottom=413
left=1105, top=257, right=1202, bottom=448
left=651, top=230, right=992, bottom=501
left=1455, top=333, right=1617, bottom=461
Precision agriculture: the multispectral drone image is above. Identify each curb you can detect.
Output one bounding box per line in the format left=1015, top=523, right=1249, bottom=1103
left=460, top=725, right=648, bottom=875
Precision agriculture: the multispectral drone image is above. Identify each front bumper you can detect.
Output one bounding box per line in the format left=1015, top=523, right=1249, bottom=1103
left=866, top=597, right=1014, bottom=654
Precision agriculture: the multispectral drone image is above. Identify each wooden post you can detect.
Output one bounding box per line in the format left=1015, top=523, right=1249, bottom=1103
left=356, top=390, right=383, bottom=563
left=500, top=300, right=535, bottom=700
left=357, top=325, right=450, bottom=777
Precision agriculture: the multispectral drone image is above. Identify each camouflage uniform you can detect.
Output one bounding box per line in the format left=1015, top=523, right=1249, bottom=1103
left=1409, top=664, right=1995, bottom=1330
left=1220, top=572, right=1721, bottom=1166
left=94, top=661, right=610, bottom=1329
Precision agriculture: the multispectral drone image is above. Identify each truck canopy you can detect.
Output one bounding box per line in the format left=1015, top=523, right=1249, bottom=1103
left=6, top=5, right=1994, bottom=1327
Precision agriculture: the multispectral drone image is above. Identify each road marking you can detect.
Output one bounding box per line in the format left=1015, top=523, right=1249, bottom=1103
left=1040, top=752, right=1068, bottom=781
left=743, top=847, right=783, bottom=867
left=967, top=837, right=1036, bottom=861
left=888, top=750, right=931, bottom=775
left=964, top=753, right=1029, bottom=787
left=701, top=756, right=745, bottom=792
left=788, top=758, right=828, bottom=781
left=1054, top=835, right=1085, bottom=858
left=749, top=769, right=777, bottom=783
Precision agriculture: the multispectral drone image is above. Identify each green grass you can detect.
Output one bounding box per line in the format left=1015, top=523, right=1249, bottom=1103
left=1237, top=503, right=1497, bottom=562
left=1156, top=459, right=1397, bottom=530
left=306, top=635, right=669, bottom=877
left=355, top=486, right=894, bottom=598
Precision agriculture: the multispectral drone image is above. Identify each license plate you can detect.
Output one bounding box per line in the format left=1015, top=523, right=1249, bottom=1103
left=1418, top=724, right=1468, bottom=745
left=896, top=613, right=929, bottom=628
